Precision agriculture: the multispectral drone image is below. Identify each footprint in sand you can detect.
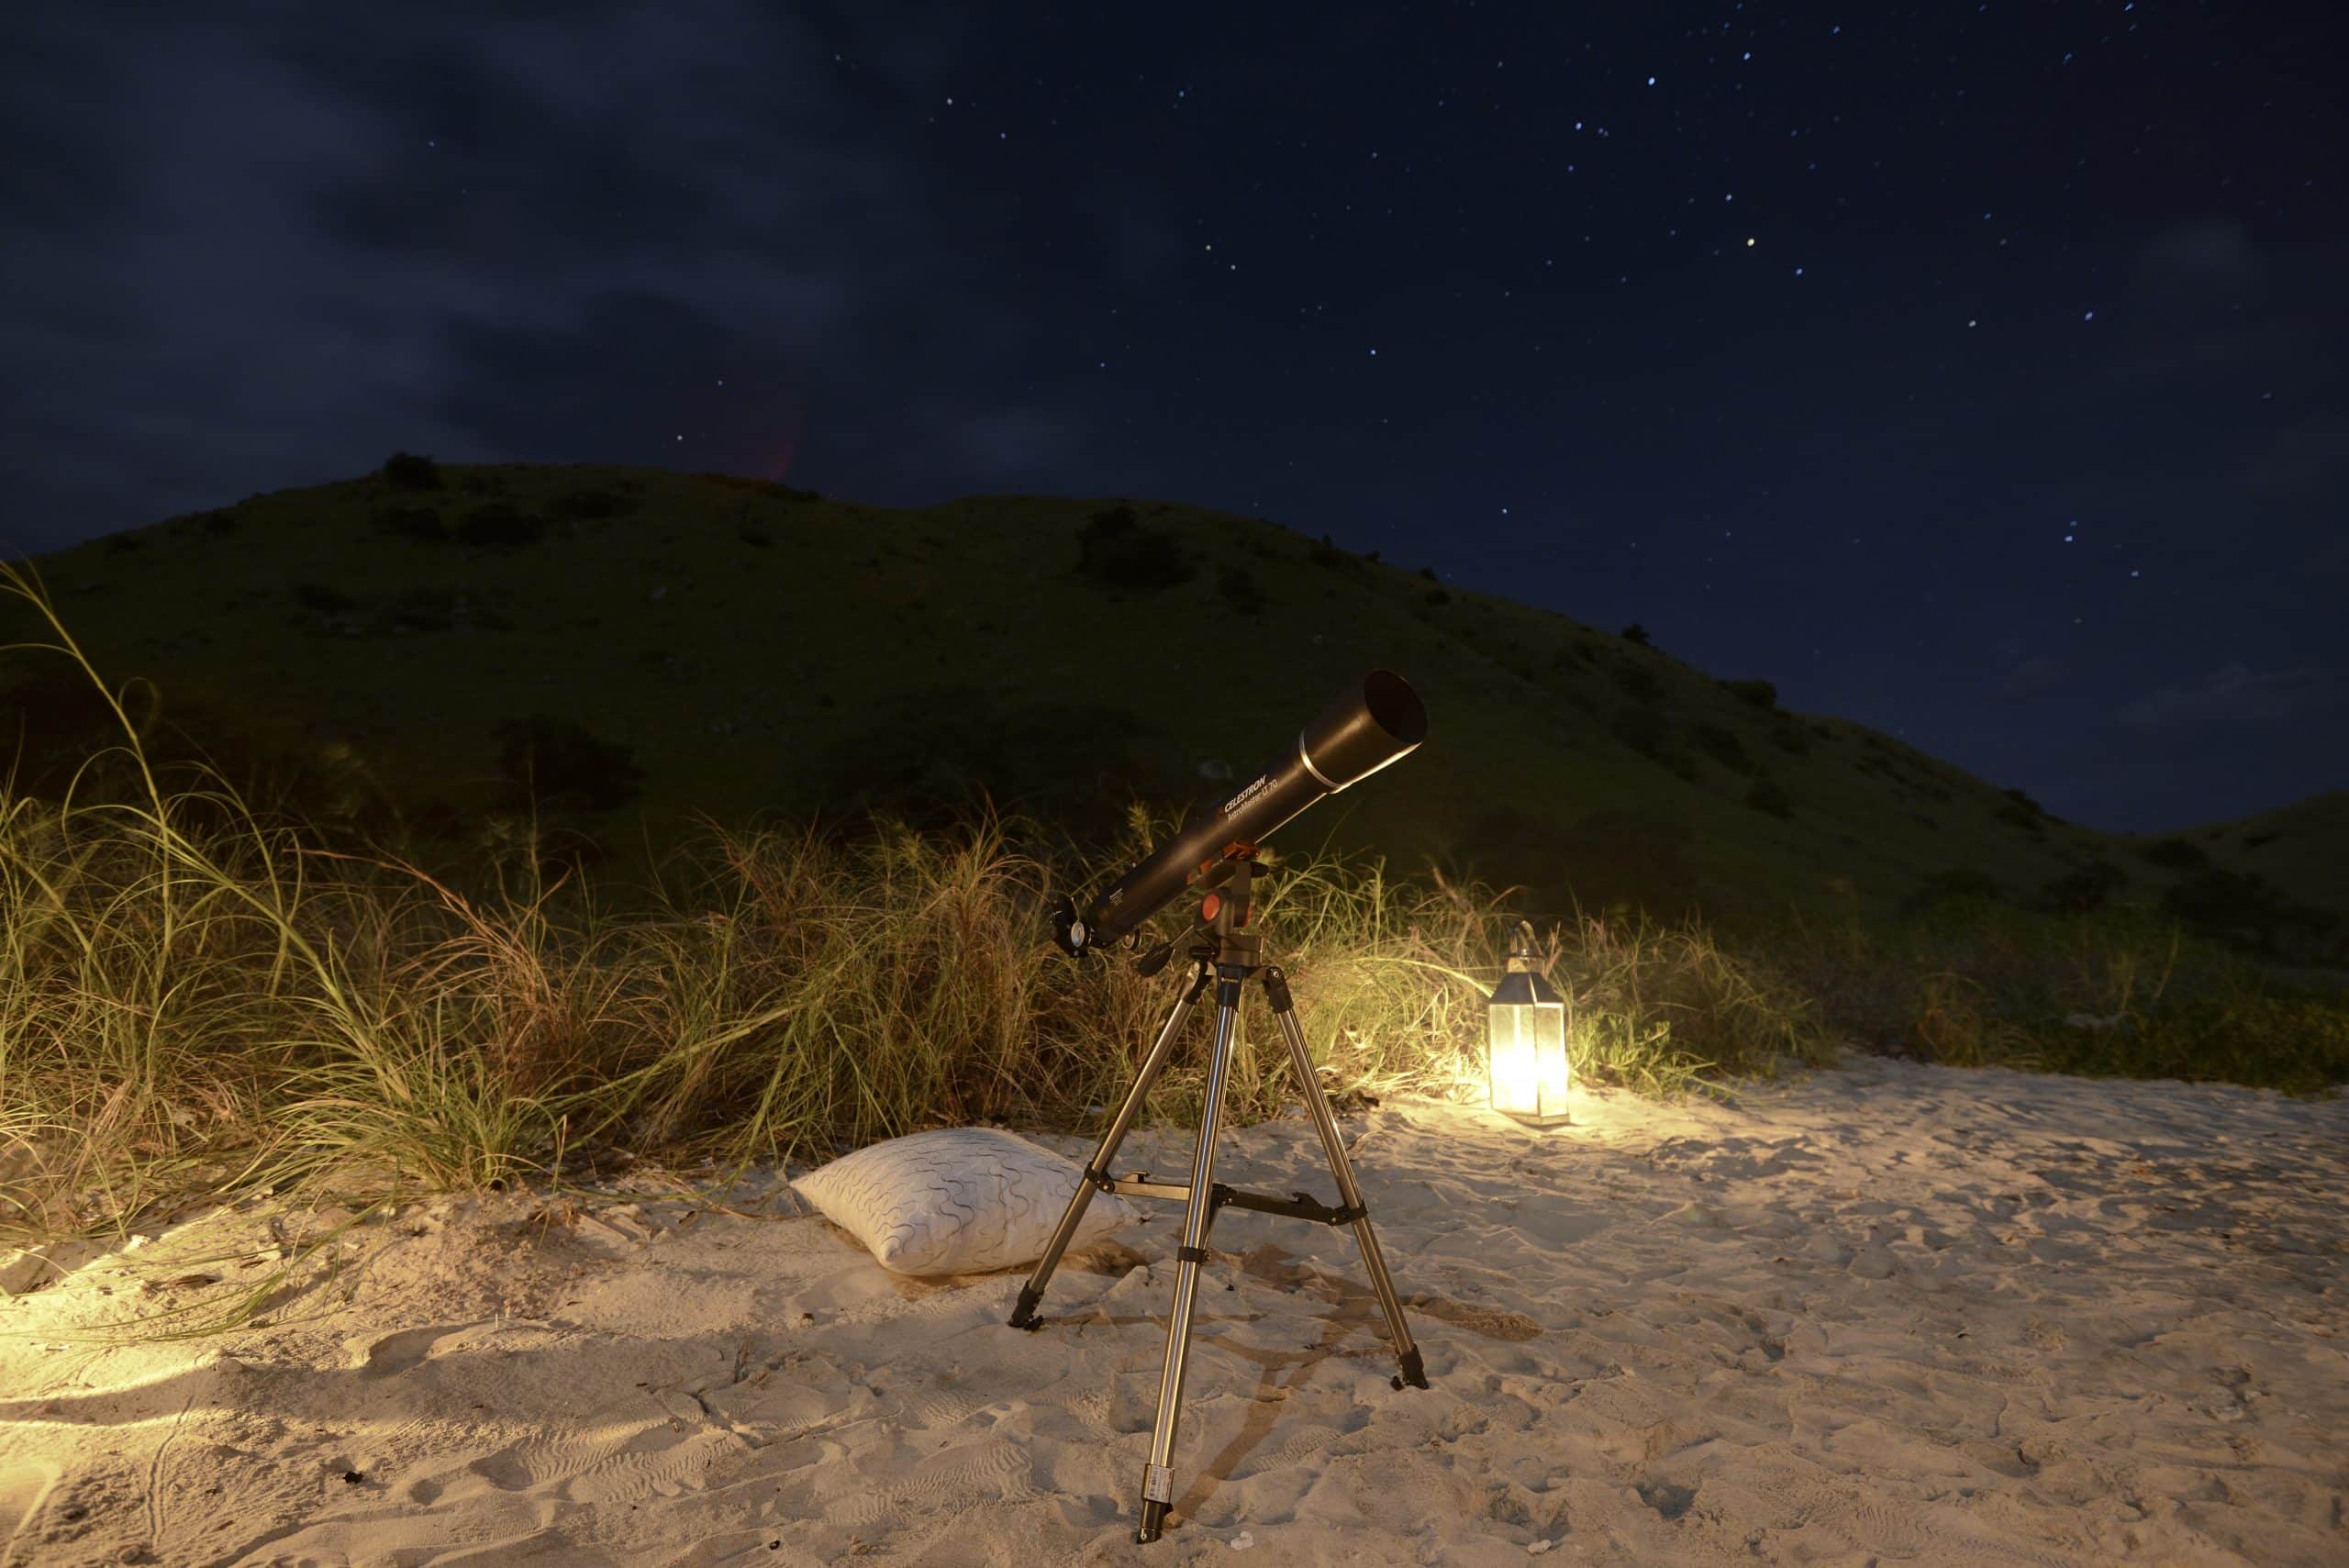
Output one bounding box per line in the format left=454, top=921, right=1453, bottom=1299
left=1233, top=1421, right=1348, bottom=1479
left=355, top=1320, right=491, bottom=1376
left=827, top=1437, right=1039, bottom=1527
left=465, top=1445, right=539, bottom=1492
left=899, top=1384, right=996, bottom=1429
left=559, top=1421, right=737, bottom=1504
left=451, top=1416, right=742, bottom=1507
left=1408, top=1296, right=1542, bottom=1342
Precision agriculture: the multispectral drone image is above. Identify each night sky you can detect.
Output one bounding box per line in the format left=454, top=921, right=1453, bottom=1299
left=5, top=3, right=2342, bottom=831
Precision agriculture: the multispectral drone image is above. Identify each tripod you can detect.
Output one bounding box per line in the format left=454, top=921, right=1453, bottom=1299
left=1008, top=854, right=1428, bottom=1543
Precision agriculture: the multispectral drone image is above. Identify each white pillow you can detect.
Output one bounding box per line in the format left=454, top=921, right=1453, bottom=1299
left=790, top=1128, right=1134, bottom=1277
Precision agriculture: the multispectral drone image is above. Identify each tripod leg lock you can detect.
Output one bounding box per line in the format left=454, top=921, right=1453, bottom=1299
left=1261, top=966, right=1295, bottom=1012
left=1174, top=1244, right=1212, bottom=1265
left=1081, top=1163, right=1116, bottom=1194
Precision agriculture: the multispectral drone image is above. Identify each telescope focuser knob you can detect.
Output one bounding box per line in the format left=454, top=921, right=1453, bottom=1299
left=1050, top=894, right=1089, bottom=959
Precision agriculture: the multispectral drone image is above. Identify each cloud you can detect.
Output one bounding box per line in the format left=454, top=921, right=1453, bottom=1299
left=2116, top=663, right=2342, bottom=732
left=2247, top=415, right=2349, bottom=506
left=950, top=406, right=1087, bottom=478
left=2001, top=655, right=2065, bottom=699
left=2133, top=219, right=2265, bottom=299
left=0, top=2, right=1117, bottom=554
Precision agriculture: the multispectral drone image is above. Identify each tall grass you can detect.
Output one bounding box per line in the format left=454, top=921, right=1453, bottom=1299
left=13, top=561, right=2336, bottom=1257
left=1776, top=895, right=2349, bottom=1095
left=4, top=566, right=1826, bottom=1248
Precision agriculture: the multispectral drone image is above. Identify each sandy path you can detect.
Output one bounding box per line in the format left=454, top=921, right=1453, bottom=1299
left=2, top=1057, right=2343, bottom=1566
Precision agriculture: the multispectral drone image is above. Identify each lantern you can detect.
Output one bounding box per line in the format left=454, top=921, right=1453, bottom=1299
left=1487, top=919, right=1569, bottom=1126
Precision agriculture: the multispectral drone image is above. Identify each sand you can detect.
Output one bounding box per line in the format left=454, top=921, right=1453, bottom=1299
left=2, top=1056, right=2343, bottom=1567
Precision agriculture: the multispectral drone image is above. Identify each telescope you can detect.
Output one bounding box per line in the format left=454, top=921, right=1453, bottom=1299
left=1051, top=669, right=1428, bottom=958
left=1018, top=666, right=1431, bottom=1543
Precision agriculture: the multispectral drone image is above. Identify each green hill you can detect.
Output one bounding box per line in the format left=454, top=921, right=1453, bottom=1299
left=2173, top=791, right=2349, bottom=917
left=4, top=459, right=2337, bottom=945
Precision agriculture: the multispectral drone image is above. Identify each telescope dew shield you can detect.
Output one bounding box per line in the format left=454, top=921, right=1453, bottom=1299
left=1071, top=670, right=1427, bottom=953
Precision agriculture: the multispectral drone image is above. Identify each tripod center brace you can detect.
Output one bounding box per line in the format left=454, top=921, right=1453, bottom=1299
left=1008, top=852, right=1429, bottom=1544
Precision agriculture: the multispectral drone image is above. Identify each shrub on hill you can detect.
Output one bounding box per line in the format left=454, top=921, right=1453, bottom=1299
left=1456, top=804, right=1707, bottom=926
left=1692, top=722, right=1757, bottom=775
left=373, top=504, right=446, bottom=542
left=1744, top=778, right=1794, bottom=817
left=1609, top=659, right=1664, bottom=703
left=380, top=587, right=510, bottom=634
left=456, top=501, right=550, bottom=549
left=1899, top=867, right=2006, bottom=917
left=1620, top=623, right=1653, bottom=648
left=1076, top=506, right=1192, bottom=591
left=551, top=488, right=635, bottom=520
left=1610, top=706, right=1696, bottom=780
left=2139, top=837, right=2210, bottom=871
left=495, top=716, right=646, bottom=812
left=1217, top=565, right=1266, bottom=616
left=2160, top=866, right=2339, bottom=958
left=823, top=687, right=1186, bottom=834
left=1994, top=788, right=2046, bottom=834
left=2037, top=858, right=2127, bottom=914
left=381, top=451, right=444, bottom=490
left=294, top=582, right=357, bottom=616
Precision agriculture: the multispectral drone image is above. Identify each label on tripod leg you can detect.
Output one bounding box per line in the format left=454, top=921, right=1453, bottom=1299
left=1142, top=1463, right=1175, bottom=1503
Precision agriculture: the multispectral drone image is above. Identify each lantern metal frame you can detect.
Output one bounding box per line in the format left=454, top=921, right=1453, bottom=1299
left=1487, top=919, right=1571, bottom=1127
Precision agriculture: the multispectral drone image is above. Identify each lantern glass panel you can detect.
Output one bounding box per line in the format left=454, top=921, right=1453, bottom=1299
left=1486, top=973, right=1570, bottom=1127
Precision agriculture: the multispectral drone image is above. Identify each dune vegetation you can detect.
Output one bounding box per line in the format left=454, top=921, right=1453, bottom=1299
left=5, top=542, right=2345, bottom=1263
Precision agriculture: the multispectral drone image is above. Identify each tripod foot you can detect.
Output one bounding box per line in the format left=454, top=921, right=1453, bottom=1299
left=1136, top=1498, right=1172, bottom=1543
left=1392, top=1347, right=1428, bottom=1391
left=1008, top=1284, right=1042, bottom=1330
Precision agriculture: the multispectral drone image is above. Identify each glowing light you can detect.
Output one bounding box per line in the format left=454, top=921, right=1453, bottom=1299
left=1487, top=923, right=1570, bottom=1128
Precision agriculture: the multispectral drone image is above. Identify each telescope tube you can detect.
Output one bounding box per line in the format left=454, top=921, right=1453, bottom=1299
left=1071, top=670, right=1427, bottom=953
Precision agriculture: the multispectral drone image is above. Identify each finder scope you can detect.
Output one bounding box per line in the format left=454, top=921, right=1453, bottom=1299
left=1052, top=670, right=1427, bottom=957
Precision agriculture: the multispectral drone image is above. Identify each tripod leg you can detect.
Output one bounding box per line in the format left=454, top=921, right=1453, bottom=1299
left=1135, top=973, right=1242, bottom=1543
left=1010, top=962, right=1210, bottom=1330
left=1264, top=968, right=1428, bottom=1391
